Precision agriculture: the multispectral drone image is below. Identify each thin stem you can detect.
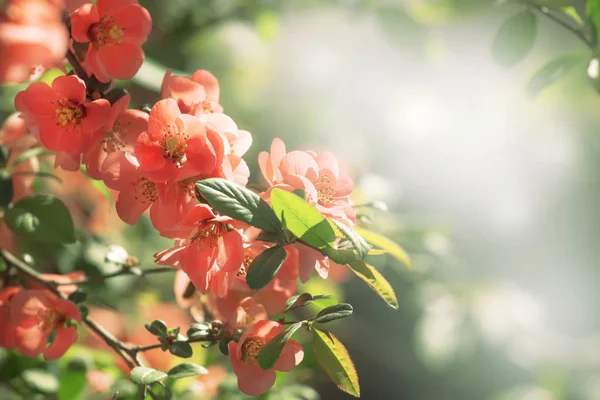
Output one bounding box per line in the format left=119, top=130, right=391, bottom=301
left=54, top=266, right=176, bottom=285
left=531, top=4, right=593, bottom=48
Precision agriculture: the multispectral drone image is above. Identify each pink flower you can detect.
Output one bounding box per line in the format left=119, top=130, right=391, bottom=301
left=161, top=69, right=223, bottom=116
left=154, top=204, right=244, bottom=294
left=229, top=320, right=304, bottom=396
left=0, top=0, right=69, bottom=83
left=101, top=151, right=175, bottom=230
left=134, top=99, right=223, bottom=183
left=83, top=93, right=148, bottom=179
left=71, top=0, right=152, bottom=82
left=15, top=75, right=111, bottom=153
left=8, top=289, right=81, bottom=360
left=259, top=138, right=355, bottom=225
left=201, top=113, right=251, bottom=186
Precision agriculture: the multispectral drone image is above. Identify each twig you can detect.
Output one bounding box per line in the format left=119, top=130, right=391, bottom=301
left=0, top=248, right=137, bottom=369
left=530, top=4, right=593, bottom=48
left=54, top=266, right=176, bottom=285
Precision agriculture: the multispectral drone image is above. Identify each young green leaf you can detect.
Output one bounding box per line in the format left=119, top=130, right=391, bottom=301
left=129, top=367, right=167, bottom=385
left=347, top=260, right=398, bottom=309
left=270, top=188, right=336, bottom=249
left=314, top=303, right=353, bottom=324
left=312, top=329, right=360, bottom=397
left=258, top=322, right=303, bottom=370
left=246, top=246, right=287, bottom=290
left=167, top=362, right=208, bottom=380
left=169, top=341, right=193, bottom=358
left=527, top=54, right=585, bottom=98
left=329, top=219, right=370, bottom=259
left=195, top=178, right=283, bottom=233
left=284, top=293, right=337, bottom=313
left=353, top=227, right=411, bottom=269
left=4, top=195, right=76, bottom=244
left=492, top=10, right=537, bottom=67
left=145, top=320, right=168, bottom=337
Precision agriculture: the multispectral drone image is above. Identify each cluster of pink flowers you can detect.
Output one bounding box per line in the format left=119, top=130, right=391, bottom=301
left=0, top=0, right=360, bottom=396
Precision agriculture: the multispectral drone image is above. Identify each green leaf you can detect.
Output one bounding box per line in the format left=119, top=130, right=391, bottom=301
left=376, top=6, right=425, bottom=49
left=167, top=362, right=208, bottom=380
left=527, top=54, right=585, bottom=97
left=329, top=219, right=370, bottom=259
left=145, top=320, right=168, bottom=337
left=270, top=188, right=336, bottom=249
left=0, top=171, right=13, bottom=208
left=353, top=227, right=411, bottom=269
left=22, top=369, right=60, bottom=394
left=587, top=0, right=600, bottom=36
left=169, top=341, right=193, bottom=358
left=312, top=329, right=360, bottom=397
left=492, top=10, right=537, bottom=67
left=129, top=367, right=167, bottom=385
left=315, top=303, right=353, bottom=324
left=284, top=293, right=337, bottom=312
left=219, top=337, right=232, bottom=356
left=4, top=195, right=76, bottom=243
left=195, top=178, right=283, bottom=233
left=8, top=147, right=52, bottom=168
left=348, top=260, right=398, bottom=309
left=186, top=323, right=209, bottom=339
left=58, top=364, right=86, bottom=400
left=246, top=246, right=287, bottom=290
left=258, top=322, right=303, bottom=370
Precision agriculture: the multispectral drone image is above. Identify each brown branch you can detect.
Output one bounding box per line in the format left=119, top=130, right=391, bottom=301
left=0, top=248, right=137, bottom=369
left=54, top=266, right=176, bottom=285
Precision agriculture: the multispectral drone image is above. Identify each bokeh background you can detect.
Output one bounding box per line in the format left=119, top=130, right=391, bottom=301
left=3, top=0, right=600, bottom=399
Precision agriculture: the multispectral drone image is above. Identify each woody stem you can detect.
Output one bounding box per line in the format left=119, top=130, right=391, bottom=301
left=0, top=248, right=138, bottom=369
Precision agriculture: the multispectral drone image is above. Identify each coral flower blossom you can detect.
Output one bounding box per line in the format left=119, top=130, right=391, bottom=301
left=134, top=99, right=223, bottom=183
left=0, top=286, right=20, bottom=349
left=161, top=69, right=223, bottom=116
left=0, top=0, right=69, bottom=83
left=8, top=289, right=81, bottom=360
left=71, top=0, right=152, bottom=82
left=84, top=93, right=148, bottom=179
left=154, top=204, right=244, bottom=294
left=229, top=320, right=304, bottom=396
left=259, top=138, right=355, bottom=225
left=101, top=151, right=170, bottom=230
left=15, top=75, right=110, bottom=153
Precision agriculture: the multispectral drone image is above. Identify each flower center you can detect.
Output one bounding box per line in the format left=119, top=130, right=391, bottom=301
left=102, top=129, right=126, bottom=153
left=159, top=126, right=188, bottom=166
left=315, top=174, right=335, bottom=205
left=241, top=337, right=264, bottom=362
left=132, top=178, right=158, bottom=203
left=37, top=306, right=63, bottom=333
left=52, top=99, right=85, bottom=131
left=238, top=251, right=253, bottom=276
left=191, top=221, right=223, bottom=249
left=89, top=15, right=124, bottom=49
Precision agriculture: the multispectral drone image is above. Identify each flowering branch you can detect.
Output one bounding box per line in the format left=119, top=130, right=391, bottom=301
left=54, top=266, right=176, bottom=285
